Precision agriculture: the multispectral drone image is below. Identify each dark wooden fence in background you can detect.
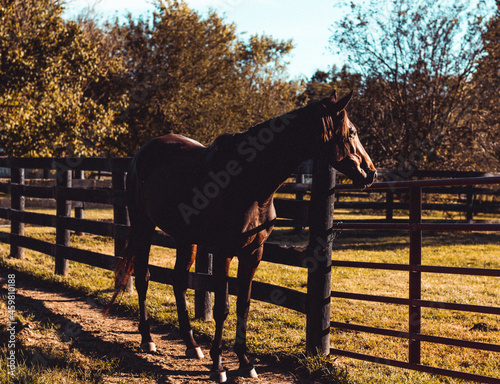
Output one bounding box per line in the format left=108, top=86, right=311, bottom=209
left=0, top=157, right=320, bottom=339
left=1, top=157, right=500, bottom=383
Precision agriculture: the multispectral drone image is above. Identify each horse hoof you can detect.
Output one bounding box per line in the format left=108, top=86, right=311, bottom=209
left=186, top=346, right=204, bottom=359
left=140, top=342, right=157, bottom=353
left=239, top=366, right=258, bottom=379
left=209, top=370, right=227, bottom=383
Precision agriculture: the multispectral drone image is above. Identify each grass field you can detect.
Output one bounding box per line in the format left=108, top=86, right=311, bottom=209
left=1, top=208, right=499, bottom=383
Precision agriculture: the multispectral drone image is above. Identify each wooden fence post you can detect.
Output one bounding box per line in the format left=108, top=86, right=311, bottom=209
left=466, top=186, right=474, bottom=223
left=112, top=169, right=132, bottom=292
left=194, top=246, right=213, bottom=321
left=74, top=170, right=85, bottom=235
left=10, top=167, right=25, bottom=259
left=409, top=186, right=422, bottom=364
left=305, top=157, right=335, bottom=355
left=386, top=190, right=394, bottom=221
left=55, top=167, right=72, bottom=276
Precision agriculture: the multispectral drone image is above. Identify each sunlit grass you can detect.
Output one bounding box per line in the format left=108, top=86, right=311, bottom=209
left=327, top=231, right=500, bottom=382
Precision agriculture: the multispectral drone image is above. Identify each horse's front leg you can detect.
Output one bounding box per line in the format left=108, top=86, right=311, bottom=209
left=173, top=242, right=204, bottom=359
left=234, top=246, right=262, bottom=379
left=210, top=255, right=231, bottom=383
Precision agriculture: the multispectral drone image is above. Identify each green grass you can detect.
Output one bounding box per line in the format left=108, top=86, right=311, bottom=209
left=1, top=208, right=499, bottom=383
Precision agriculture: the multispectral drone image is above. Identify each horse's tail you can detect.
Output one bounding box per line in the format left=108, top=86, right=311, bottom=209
left=103, top=240, right=135, bottom=315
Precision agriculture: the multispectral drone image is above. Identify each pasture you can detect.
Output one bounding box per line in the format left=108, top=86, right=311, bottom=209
left=1, top=207, right=499, bottom=383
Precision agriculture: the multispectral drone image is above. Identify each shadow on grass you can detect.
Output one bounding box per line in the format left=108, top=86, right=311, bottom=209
left=270, top=228, right=500, bottom=253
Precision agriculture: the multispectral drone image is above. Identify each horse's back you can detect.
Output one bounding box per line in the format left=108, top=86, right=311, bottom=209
left=131, top=133, right=205, bottom=176
left=127, top=134, right=208, bottom=229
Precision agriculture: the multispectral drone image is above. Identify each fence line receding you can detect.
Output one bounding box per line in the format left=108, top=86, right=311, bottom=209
left=0, top=157, right=499, bottom=383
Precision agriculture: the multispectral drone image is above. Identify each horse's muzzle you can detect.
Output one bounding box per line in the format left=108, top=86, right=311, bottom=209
left=367, top=169, right=377, bottom=185
left=354, top=169, right=377, bottom=189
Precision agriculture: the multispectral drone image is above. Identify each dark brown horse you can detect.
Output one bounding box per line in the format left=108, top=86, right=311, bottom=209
left=113, top=91, right=376, bottom=382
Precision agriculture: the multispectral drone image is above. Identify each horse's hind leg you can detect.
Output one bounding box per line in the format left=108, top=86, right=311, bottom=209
left=173, top=242, right=204, bottom=359
left=129, top=223, right=155, bottom=352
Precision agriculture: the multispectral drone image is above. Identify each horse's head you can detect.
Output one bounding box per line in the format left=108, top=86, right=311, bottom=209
left=318, top=90, right=377, bottom=189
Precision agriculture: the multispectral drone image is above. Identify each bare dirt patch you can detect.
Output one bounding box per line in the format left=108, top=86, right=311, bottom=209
left=1, top=270, right=304, bottom=383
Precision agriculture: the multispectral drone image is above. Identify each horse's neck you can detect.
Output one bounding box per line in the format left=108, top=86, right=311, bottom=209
left=231, top=106, right=318, bottom=201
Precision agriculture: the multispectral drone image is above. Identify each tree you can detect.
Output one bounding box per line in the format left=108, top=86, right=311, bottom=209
left=0, top=0, right=300, bottom=156
left=330, top=0, right=498, bottom=171
left=0, top=0, right=127, bottom=156
left=471, top=0, right=500, bottom=170
left=107, top=0, right=300, bottom=154
left=298, top=66, right=362, bottom=105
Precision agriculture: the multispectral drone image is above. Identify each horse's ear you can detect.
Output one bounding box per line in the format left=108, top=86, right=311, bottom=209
left=330, top=89, right=337, bottom=101
left=335, top=90, right=353, bottom=111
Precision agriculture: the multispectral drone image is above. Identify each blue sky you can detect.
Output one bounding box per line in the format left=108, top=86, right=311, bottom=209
left=63, top=0, right=347, bottom=80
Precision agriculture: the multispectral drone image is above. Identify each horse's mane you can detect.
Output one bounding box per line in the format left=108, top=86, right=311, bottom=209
left=321, top=107, right=350, bottom=143
left=208, top=100, right=351, bottom=162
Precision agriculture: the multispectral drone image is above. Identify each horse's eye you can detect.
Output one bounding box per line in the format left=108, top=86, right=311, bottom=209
left=349, top=128, right=356, bottom=137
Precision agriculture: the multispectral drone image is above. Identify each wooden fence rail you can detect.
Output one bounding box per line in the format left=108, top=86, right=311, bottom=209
left=1, top=157, right=499, bottom=383
left=330, top=177, right=500, bottom=384
left=3, top=168, right=499, bottom=227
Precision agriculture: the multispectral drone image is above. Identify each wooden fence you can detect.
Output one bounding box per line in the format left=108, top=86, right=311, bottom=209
left=1, top=157, right=500, bottom=383
left=276, top=168, right=500, bottom=228
left=0, top=157, right=322, bottom=339
left=330, top=178, right=500, bottom=384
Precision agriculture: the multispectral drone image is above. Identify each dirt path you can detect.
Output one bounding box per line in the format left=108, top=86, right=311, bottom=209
left=1, top=272, right=302, bottom=383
